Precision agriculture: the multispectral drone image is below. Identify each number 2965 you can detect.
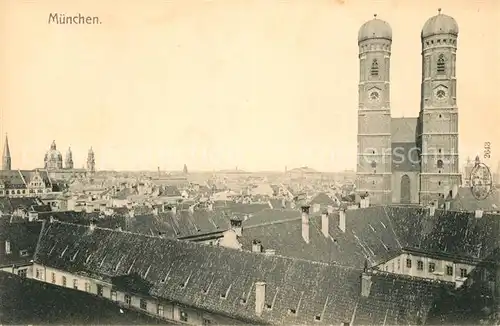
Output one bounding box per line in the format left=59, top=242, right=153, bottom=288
left=484, top=142, right=491, bottom=159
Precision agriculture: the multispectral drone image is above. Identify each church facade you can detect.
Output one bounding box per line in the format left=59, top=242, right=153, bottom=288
left=1, top=137, right=95, bottom=181
left=356, top=10, right=461, bottom=206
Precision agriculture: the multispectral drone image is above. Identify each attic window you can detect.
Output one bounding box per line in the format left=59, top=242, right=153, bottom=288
left=60, top=246, right=68, bottom=258
left=370, top=59, right=379, bottom=76
left=220, top=293, right=227, bottom=299
left=240, top=298, right=247, bottom=304
left=437, top=160, right=444, bottom=169
left=315, top=315, right=321, bottom=322
left=266, top=303, right=272, bottom=310
left=288, top=308, right=297, bottom=315
left=20, top=249, right=28, bottom=257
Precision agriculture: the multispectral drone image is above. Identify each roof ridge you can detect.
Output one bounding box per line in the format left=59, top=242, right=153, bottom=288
left=48, top=220, right=359, bottom=270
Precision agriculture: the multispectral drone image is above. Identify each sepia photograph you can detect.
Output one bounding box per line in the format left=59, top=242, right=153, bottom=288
left=0, top=0, right=499, bottom=324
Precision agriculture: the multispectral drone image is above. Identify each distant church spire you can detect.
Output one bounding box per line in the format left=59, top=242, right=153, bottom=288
left=183, top=164, right=188, bottom=175
left=2, top=134, right=11, bottom=171
left=65, top=147, right=74, bottom=169
left=87, top=147, right=95, bottom=174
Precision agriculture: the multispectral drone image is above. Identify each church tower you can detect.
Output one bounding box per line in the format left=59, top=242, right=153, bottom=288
left=2, top=134, right=11, bottom=171
left=355, top=15, right=393, bottom=205
left=65, top=147, right=74, bottom=169
left=87, top=147, right=95, bottom=174
left=418, top=9, right=461, bottom=205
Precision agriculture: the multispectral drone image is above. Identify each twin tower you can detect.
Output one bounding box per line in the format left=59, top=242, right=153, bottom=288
left=355, top=10, right=461, bottom=206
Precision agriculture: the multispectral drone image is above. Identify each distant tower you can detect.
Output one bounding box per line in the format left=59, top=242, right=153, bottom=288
left=355, top=14, right=393, bottom=205
left=418, top=9, right=460, bottom=205
left=183, top=164, right=188, bottom=175
left=87, top=147, right=95, bottom=174
left=2, top=134, right=11, bottom=171
left=65, top=147, right=74, bottom=169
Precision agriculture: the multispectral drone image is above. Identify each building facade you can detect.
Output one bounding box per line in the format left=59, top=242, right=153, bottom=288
left=356, top=10, right=461, bottom=205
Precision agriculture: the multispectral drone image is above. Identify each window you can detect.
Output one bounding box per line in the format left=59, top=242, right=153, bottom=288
left=125, top=294, right=131, bottom=306
left=35, top=269, right=43, bottom=280
left=51, top=272, right=56, bottom=284
left=73, top=279, right=78, bottom=289
left=460, top=268, right=468, bottom=278
left=20, top=250, right=28, bottom=257
left=157, top=304, right=164, bottom=316
left=437, top=54, right=446, bottom=74
left=203, top=318, right=212, bottom=325
left=84, top=282, right=91, bottom=292
left=140, top=299, right=147, bottom=310
left=406, top=259, right=412, bottom=268
left=180, top=310, right=188, bottom=322
left=370, top=59, right=379, bottom=76
left=111, top=290, right=117, bottom=301
left=5, top=241, right=11, bottom=254
left=97, top=284, right=104, bottom=296
left=62, top=276, right=67, bottom=287
left=17, top=269, right=27, bottom=278
left=446, top=266, right=453, bottom=276
left=437, top=159, right=444, bottom=169
left=417, top=261, right=424, bottom=270
left=397, top=259, right=401, bottom=270
left=371, top=161, right=377, bottom=168
left=428, top=262, right=435, bottom=273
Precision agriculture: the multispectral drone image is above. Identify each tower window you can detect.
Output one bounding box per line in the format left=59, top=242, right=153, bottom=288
left=437, top=159, right=444, bottom=169
left=370, top=59, right=379, bottom=76
left=371, top=161, right=377, bottom=168
left=437, top=54, right=446, bottom=74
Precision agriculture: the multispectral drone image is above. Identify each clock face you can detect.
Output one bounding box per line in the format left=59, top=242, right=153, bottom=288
left=369, top=91, right=380, bottom=102
left=434, top=87, right=448, bottom=101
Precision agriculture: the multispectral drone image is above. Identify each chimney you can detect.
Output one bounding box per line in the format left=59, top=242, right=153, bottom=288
left=321, top=211, right=329, bottom=238
left=264, top=249, right=275, bottom=256
left=301, top=206, right=310, bottom=244
left=172, top=206, right=177, bottom=215
left=475, top=209, right=483, bottom=218
left=429, top=204, right=436, bottom=217
left=361, top=273, right=372, bottom=297
left=89, top=220, right=96, bottom=231
left=230, top=217, right=243, bottom=237
left=252, top=240, right=262, bottom=253
left=444, top=201, right=451, bottom=211
left=49, top=216, right=56, bottom=223
left=339, top=209, right=346, bottom=233
left=129, top=209, right=135, bottom=218
left=207, top=202, right=213, bottom=211
left=115, top=226, right=122, bottom=232
left=255, top=281, right=266, bottom=317
left=153, top=207, right=159, bottom=216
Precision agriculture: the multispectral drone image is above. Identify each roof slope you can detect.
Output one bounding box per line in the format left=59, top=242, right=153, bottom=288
left=0, top=271, right=168, bottom=325
left=33, top=221, right=452, bottom=325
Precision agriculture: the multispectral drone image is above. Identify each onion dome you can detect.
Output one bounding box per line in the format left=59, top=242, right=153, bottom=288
left=358, top=14, right=392, bottom=43
left=421, top=9, right=459, bottom=38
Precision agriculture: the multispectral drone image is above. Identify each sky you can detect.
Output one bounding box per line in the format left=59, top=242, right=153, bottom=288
left=1, top=0, right=499, bottom=172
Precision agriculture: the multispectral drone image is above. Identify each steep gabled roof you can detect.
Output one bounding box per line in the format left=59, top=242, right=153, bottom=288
left=33, top=221, right=453, bottom=325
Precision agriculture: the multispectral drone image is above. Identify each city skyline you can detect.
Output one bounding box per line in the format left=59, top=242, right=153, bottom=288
left=1, top=0, right=499, bottom=172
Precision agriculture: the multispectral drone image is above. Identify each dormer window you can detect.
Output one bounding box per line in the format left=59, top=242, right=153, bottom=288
left=370, top=59, right=379, bottom=76
left=288, top=308, right=297, bottom=315
left=315, top=315, right=321, bottom=322
left=5, top=241, right=11, bottom=254
left=437, top=54, right=446, bottom=74
left=20, top=249, right=28, bottom=257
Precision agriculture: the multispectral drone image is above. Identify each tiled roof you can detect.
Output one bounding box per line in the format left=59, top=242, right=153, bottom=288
left=384, top=206, right=500, bottom=261
left=241, top=209, right=400, bottom=267
left=309, top=192, right=336, bottom=206
left=0, top=197, right=43, bottom=214
left=0, top=220, right=44, bottom=267
left=449, top=187, right=500, bottom=212
left=33, top=221, right=452, bottom=325
left=0, top=271, right=169, bottom=325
